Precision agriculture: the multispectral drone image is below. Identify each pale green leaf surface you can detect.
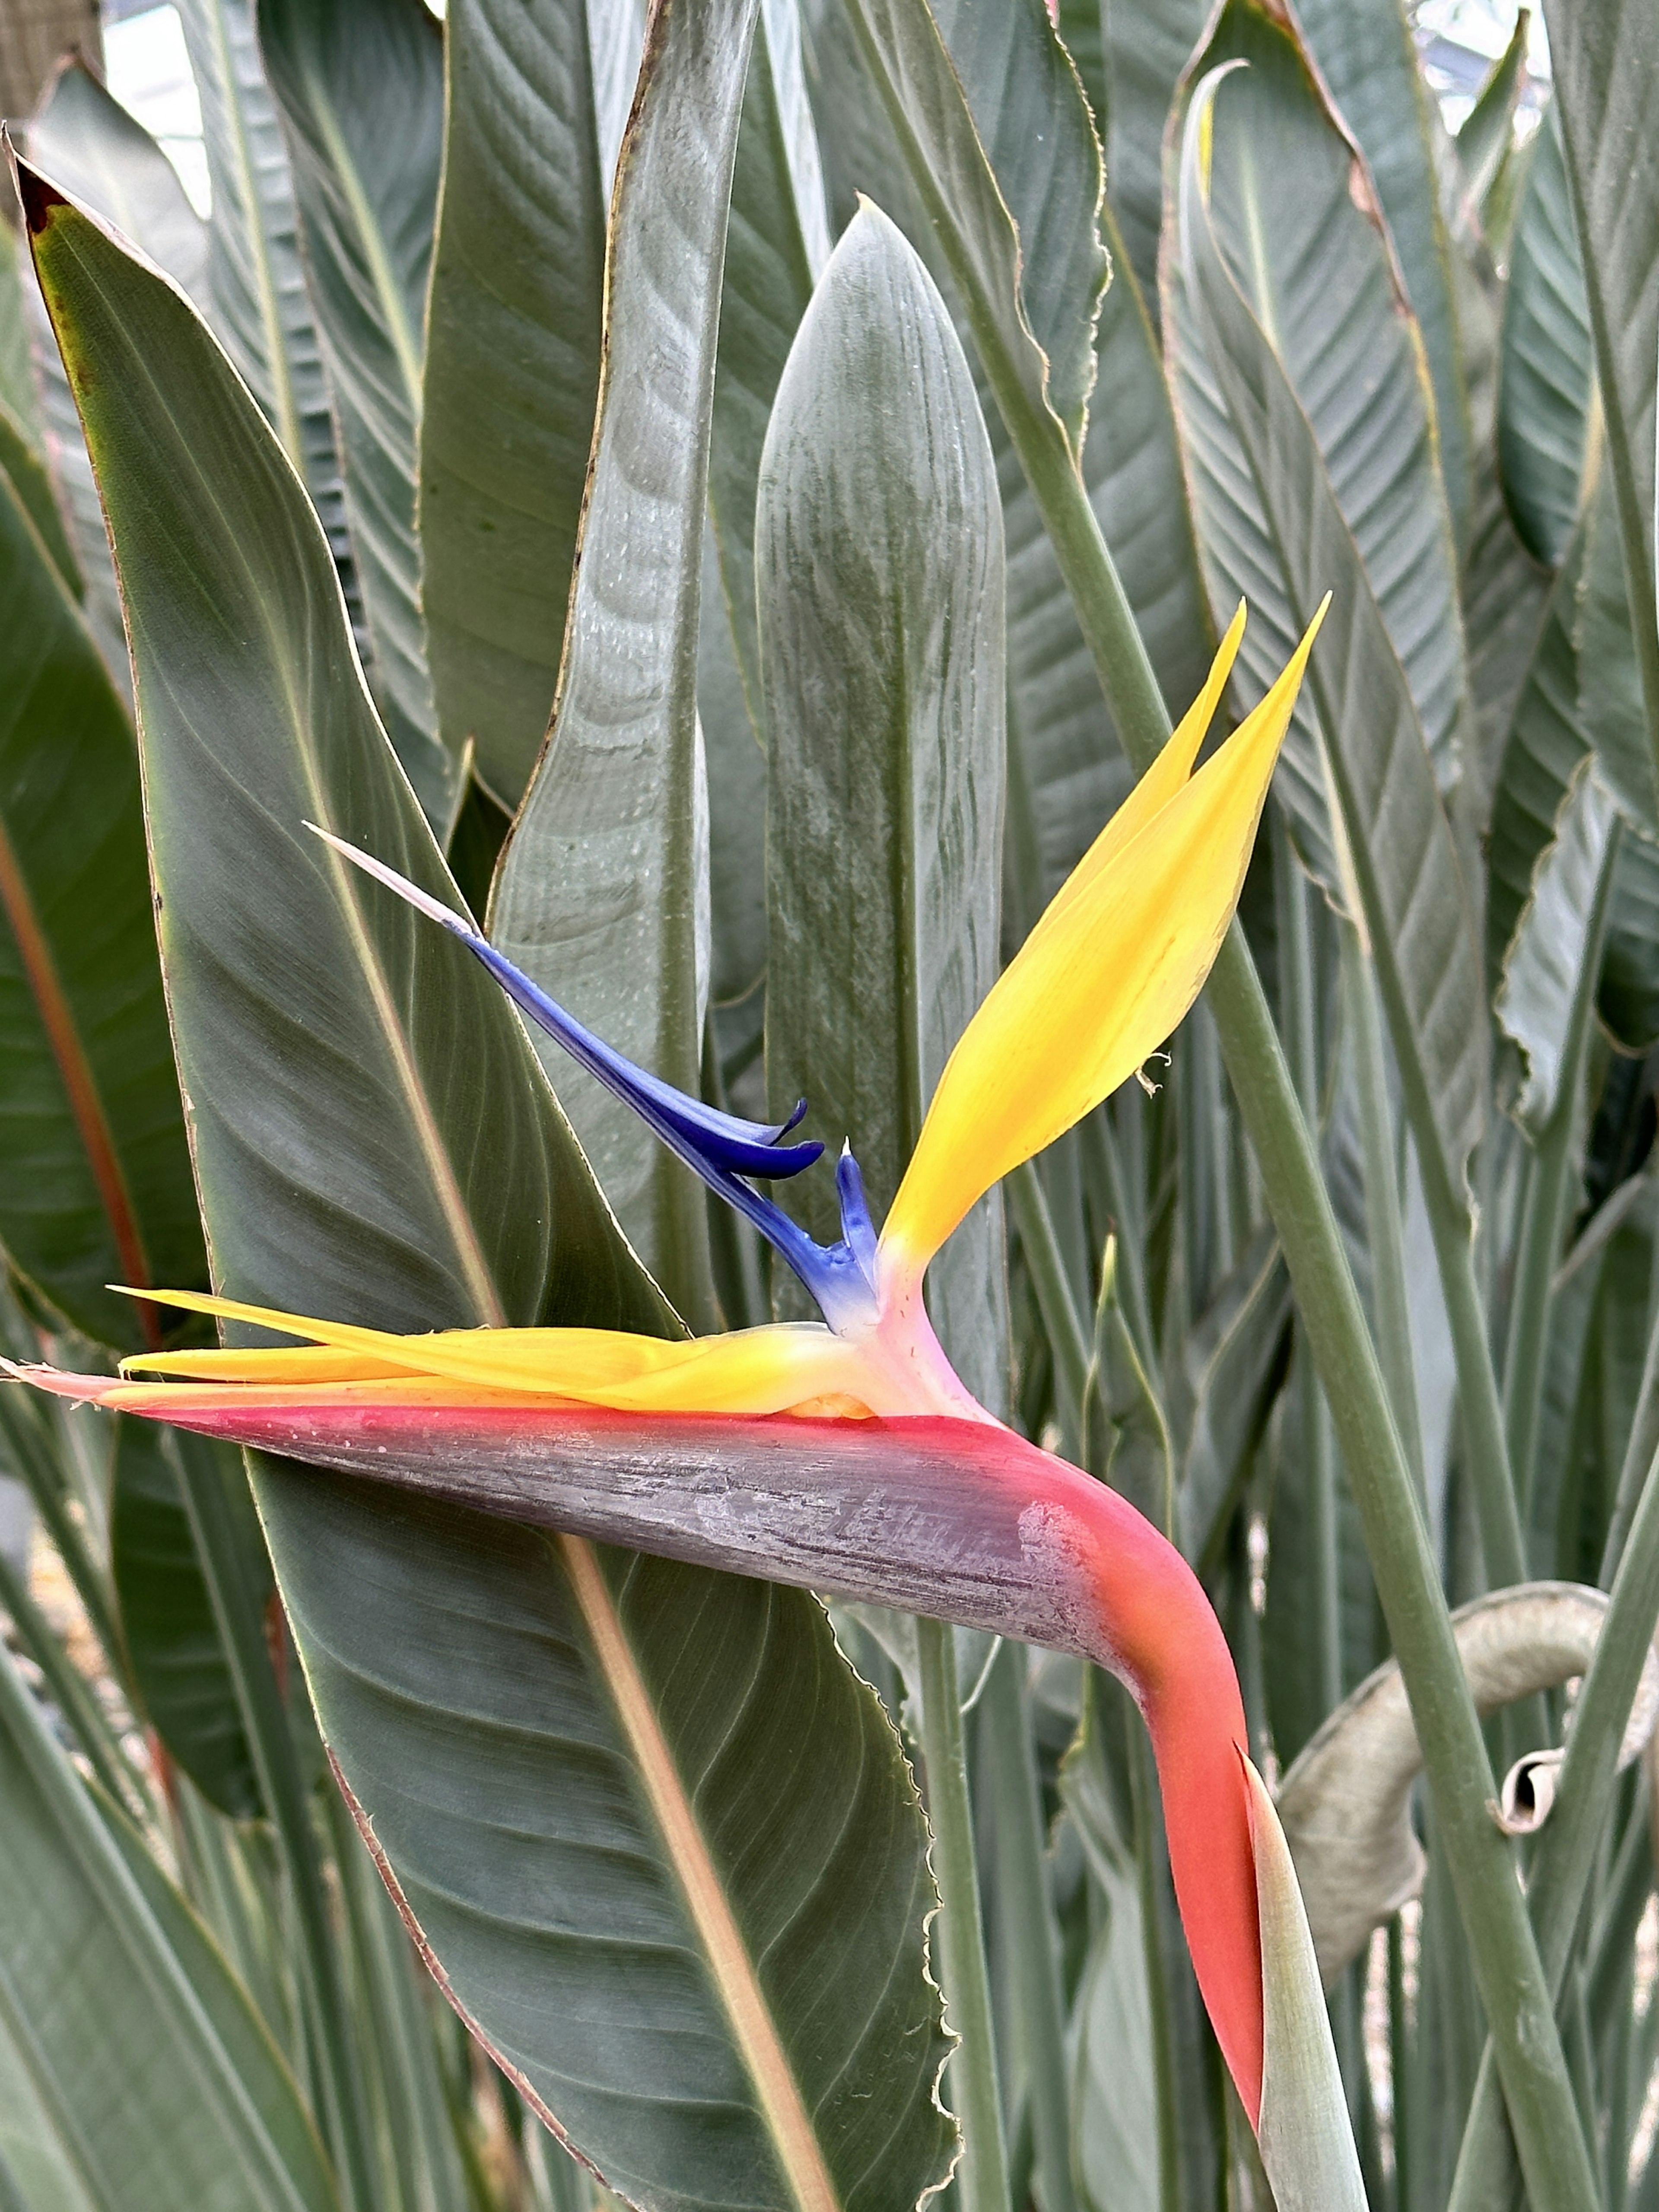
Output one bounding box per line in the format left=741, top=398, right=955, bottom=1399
left=759, top=203, right=1009, bottom=1409
left=699, top=528, right=767, bottom=1007
left=1498, top=103, right=1594, bottom=568
left=1456, top=13, right=1527, bottom=207
left=257, top=0, right=456, bottom=832
left=417, top=0, right=606, bottom=808
left=26, top=154, right=951, bottom=2212
left=491, top=0, right=755, bottom=1328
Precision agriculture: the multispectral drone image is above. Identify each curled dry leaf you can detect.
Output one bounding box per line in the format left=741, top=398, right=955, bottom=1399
left=1277, top=1582, right=1659, bottom=1984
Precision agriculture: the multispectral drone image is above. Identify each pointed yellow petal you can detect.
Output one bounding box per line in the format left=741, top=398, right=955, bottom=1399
left=118, top=1287, right=876, bottom=1416
left=881, top=604, right=1324, bottom=1273
left=1031, top=602, right=1246, bottom=949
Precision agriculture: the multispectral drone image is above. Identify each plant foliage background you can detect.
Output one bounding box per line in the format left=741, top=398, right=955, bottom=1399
left=0, top=0, right=1656, bottom=2207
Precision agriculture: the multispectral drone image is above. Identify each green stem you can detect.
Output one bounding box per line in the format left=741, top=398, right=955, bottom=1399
left=981, top=1646, right=1078, bottom=2212
left=995, top=394, right=1594, bottom=2210
left=1448, top=1425, right=1659, bottom=2211
left=1340, top=922, right=1425, bottom=1500
left=1502, top=821, right=1621, bottom=1521
left=915, top=1615, right=1009, bottom=2212
left=1009, top=1160, right=1091, bottom=1458
left=171, top=1434, right=382, bottom=2212
left=1080, top=1111, right=1157, bottom=1383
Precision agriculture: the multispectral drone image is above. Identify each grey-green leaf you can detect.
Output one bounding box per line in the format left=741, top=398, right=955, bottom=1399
left=1180, top=62, right=1487, bottom=1206
left=491, top=0, right=755, bottom=1329
left=1497, top=101, right=1593, bottom=568
left=1294, top=0, right=1473, bottom=550
left=257, top=0, right=456, bottom=833
left=417, top=0, right=607, bottom=808
left=177, top=0, right=356, bottom=625
left=759, top=202, right=1008, bottom=1408
left=1541, top=0, right=1659, bottom=783
left=27, top=57, right=207, bottom=299
left=0, top=1637, right=338, bottom=2212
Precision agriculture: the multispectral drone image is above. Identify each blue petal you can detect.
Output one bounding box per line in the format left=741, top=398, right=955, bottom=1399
left=309, top=829, right=881, bottom=1331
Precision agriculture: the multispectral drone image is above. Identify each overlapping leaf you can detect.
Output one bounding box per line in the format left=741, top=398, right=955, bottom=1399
left=258, top=0, right=455, bottom=831
left=1498, top=102, right=1593, bottom=568
left=416, top=0, right=607, bottom=809
left=490, top=0, right=763, bottom=1329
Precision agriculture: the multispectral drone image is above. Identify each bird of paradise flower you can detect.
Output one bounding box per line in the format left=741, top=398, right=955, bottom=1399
left=10, top=601, right=1362, bottom=2206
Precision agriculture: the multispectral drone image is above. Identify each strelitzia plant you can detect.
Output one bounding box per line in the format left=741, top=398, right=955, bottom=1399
left=11, top=602, right=1364, bottom=2200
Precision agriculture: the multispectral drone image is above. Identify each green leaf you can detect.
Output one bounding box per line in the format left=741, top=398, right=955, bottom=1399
left=27, top=57, right=207, bottom=299
left=927, top=0, right=1108, bottom=454
left=1495, top=758, right=1618, bottom=1132
left=292, top=1485, right=955, bottom=2212
left=111, top=1420, right=267, bottom=1819
left=1165, top=1, right=1468, bottom=819
left=1486, top=525, right=1589, bottom=985
left=708, top=0, right=830, bottom=749
left=257, top=0, right=458, bottom=833
left=177, top=0, right=357, bottom=626
left=759, top=202, right=1009, bottom=1408
left=0, top=1637, right=339, bottom=2212
left=837, top=0, right=1094, bottom=469
left=1578, top=464, right=1659, bottom=832
left=24, top=111, right=950, bottom=2212
left=0, top=459, right=204, bottom=1348
left=1100, top=0, right=1208, bottom=308
left=1175, top=1226, right=1289, bottom=1570
left=492, top=0, right=756, bottom=1329
left=417, top=0, right=607, bottom=808
left=1497, top=102, right=1593, bottom=568
left=1179, top=51, right=1487, bottom=1208
left=1602, top=831, right=1659, bottom=1051
left=1541, top=0, right=1659, bottom=782
left=1082, top=1238, right=1175, bottom=1545
left=1461, top=450, right=1551, bottom=835
left=1294, top=0, right=1474, bottom=552
left=699, top=527, right=767, bottom=1007
left=1456, top=13, right=1529, bottom=208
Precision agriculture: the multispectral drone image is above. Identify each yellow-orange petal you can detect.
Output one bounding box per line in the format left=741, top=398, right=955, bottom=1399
left=115, top=1287, right=958, bottom=1418
left=880, top=602, right=1325, bottom=1276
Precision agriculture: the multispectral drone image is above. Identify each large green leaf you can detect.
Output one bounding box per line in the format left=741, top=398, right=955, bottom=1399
left=1578, top=465, right=1659, bottom=833
left=112, top=1420, right=267, bottom=1819
left=1294, top=0, right=1473, bottom=552
left=760, top=203, right=1010, bottom=1409
left=1163, top=2, right=1467, bottom=890
left=177, top=0, right=357, bottom=626
left=708, top=0, right=831, bottom=747
left=491, top=0, right=759, bottom=1329
left=0, top=1638, right=338, bottom=2212
left=1541, top=0, right=1659, bottom=778
left=0, top=456, right=203, bottom=1348
left=257, top=0, right=456, bottom=833
left=416, top=0, right=608, bottom=808
left=1179, top=61, right=1487, bottom=1210
left=23, top=118, right=950, bottom=2212
left=1497, top=102, right=1594, bottom=568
